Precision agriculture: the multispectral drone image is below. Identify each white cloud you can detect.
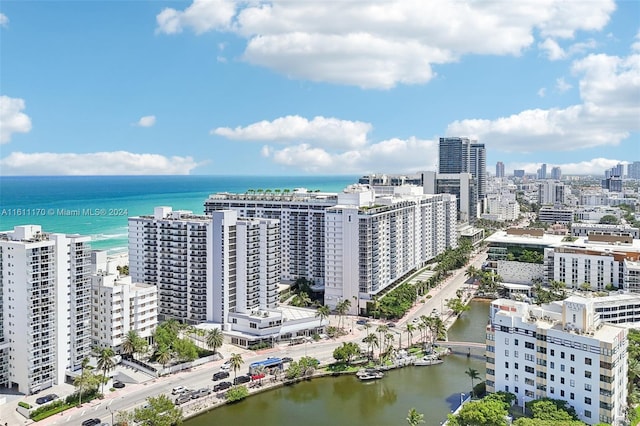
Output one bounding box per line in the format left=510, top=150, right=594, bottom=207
left=156, top=0, right=235, bottom=35
left=262, top=137, right=437, bottom=174
left=135, top=115, right=156, bottom=127
left=508, top=158, right=625, bottom=175
left=539, top=38, right=565, bottom=60
left=0, top=96, right=32, bottom=144
left=157, top=0, right=615, bottom=89
left=633, top=30, right=640, bottom=52
left=447, top=48, right=639, bottom=153
left=537, top=88, right=546, bottom=97
left=555, top=77, right=572, bottom=92
left=213, top=115, right=372, bottom=149
left=0, top=151, right=199, bottom=175
left=0, top=13, right=8, bottom=28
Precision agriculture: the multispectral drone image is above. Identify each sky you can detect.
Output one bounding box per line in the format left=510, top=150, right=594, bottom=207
left=0, top=0, right=638, bottom=177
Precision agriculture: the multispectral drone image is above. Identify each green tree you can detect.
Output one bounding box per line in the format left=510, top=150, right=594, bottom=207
left=299, top=356, right=319, bottom=377
left=94, top=346, right=116, bottom=395
left=205, top=328, right=224, bottom=354
left=229, top=352, right=244, bottom=382
left=376, top=324, right=389, bottom=358
left=133, top=394, right=183, bottom=426
left=405, top=323, right=415, bottom=348
left=74, top=357, right=100, bottom=407
left=465, top=368, right=480, bottom=396
left=527, top=398, right=578, bottom=421
left=121, top=330, right=138, bottom=359
left=599, top=214, right=620, bottom=225
left=448, top=298, right=471, bottom=316
left=155, top=345, right=172, bottom=369
left=447, top=397, right=509, bottom=426
left=406, top=408, right=425, bottom=425
left=285, top=361, right=302, bottom=380
left=225, top=385, right=249, bottom=402
left=333, top=342, right=360, bottom=365
left=362, top=333, right=379, bottom=360
left=173, top=338, right=198, bottom=362
left=316, top=305, right=330, bottom=327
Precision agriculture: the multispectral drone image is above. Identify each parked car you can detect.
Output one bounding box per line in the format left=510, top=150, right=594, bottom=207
left=233, top=375, right=251, bottom=385
left=175, top=394, right=192, bottom=405
left=386, top=322, right=396, bottom=328
left=220, top=361, right=231, bottom=371
left=112, top=381, right=125, bottom=389
left=282, top=357, right=293, bottom=363
left=356, top=319, right=368, bottom=325
left=36, top=394, right=58, bottom=405
left=81, top=419, right=101, bottom=426
left=213, top=371, right=230, bottom=381
left=213, top=381, right=232, bottom=392
left=192, top=388, right=212, bottom=399
left=171, top=385, right=189, bottom=395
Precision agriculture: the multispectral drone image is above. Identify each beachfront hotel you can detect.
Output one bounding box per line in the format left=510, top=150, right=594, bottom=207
left=128, top=207, right=325, bottom=347
left=0, top=225, right=92, bottom=394
left=486, top=297, right=628, bottom=425
left=205, top=184, right=458, bottom=314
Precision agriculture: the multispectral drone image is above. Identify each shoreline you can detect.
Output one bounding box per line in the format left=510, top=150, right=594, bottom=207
left=180, top=294, right=488, bottom=423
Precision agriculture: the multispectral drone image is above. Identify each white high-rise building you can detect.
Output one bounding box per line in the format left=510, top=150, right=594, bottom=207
left=487, top=297, right=628, bottom=425
left=129, top=207, right=281, bottom=326
left=90, top=251, right=157, bottom=352
left=205, top=185, right=458, bottom=314
left=129, top=207, right=210, bottom=323
left=538, top=180, right=566, bottom=206
left=0, top=225, right=91, bottom=394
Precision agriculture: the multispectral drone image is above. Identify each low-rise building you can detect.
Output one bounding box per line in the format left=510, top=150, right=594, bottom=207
left=486, top=297, right=628, bottom=425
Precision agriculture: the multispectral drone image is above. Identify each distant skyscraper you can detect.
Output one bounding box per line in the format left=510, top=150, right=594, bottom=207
left=496, top=161, right=505, bottom=178
left=470, top=143, right=487, bottom=199
left=613, top=163, right=624, bottom=177
left=537, top=163, right=547, bottom=179
left=514, top=169, right=525, bottom=178
left=629, top=161, right=640, bottom=179
left=438, top=137, right=470, bottom=174
left=551, top=166, right=562, bottom=180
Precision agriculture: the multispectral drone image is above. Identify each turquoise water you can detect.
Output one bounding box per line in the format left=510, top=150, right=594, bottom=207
left=0, top=175, right=357, bottom=253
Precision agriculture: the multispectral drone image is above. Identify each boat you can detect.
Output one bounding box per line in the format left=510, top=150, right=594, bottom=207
left=356, top=368, right=384, bottom=381
left=414, top=354, right=444, bottom=366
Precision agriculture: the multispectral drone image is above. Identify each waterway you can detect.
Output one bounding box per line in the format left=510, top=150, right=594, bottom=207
left=184, top=300, right=490, bottom=426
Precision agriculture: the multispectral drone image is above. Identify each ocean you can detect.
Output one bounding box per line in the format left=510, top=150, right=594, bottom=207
left=0, top=175, right=357, bottom=253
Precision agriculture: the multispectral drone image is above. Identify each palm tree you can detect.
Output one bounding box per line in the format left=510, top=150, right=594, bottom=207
left=335, top=300, right=349, bottom=330
left=465, top=367, right=480, bottom=396
left=206, top=328, right=224, bottom=355
left=417, top=323, right=426, bottom=344
left=405, top=323, right=415, bottom=348
left=297, top=292, right=312, bottom=307
left=406, top=408, right=425, bottom=425
left=75, top=357, right=99, bottom=406
left=376, top=324, right=388, bottom=358
left=370, top=295, right=380, bottom=319
left=94, top=347, right=116, bottom=395
left=155, top=345, right=172, bottom=369
left=229, top=353, right=244, bottom=383
left=316, top=305, right=330, bottom=328
left=384, top=332, right=395, bottom=356
left=362, top=333, right=378, bottom=360
left=121, top=330, right=137, bottom=360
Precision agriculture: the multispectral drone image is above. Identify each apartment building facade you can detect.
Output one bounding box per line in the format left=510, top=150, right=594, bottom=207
left=90, top=251, right=157, bottom=352
left=0, top=225, right=91, bottom=394
left=486, top=298, right=628, bottom=425
left=205, top=185, right=458, bottom=314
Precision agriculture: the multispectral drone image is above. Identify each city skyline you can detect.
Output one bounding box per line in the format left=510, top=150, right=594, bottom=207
left=0, top=0, right=638, bottom=176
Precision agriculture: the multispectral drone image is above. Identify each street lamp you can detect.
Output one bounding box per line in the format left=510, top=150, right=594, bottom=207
left=106, top=406, right=114, bottom=425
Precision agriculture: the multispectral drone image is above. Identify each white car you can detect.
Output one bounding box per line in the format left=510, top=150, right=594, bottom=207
left=171, top=385, right=188, bottom=395
left=220, top=360, right=231, bottom=371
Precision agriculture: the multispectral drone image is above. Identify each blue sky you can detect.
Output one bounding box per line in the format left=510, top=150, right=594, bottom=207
left=0, top=0, right=638, bottom=176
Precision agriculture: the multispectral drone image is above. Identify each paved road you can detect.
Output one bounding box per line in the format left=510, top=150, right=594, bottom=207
left=3, top=249, right=488, bottom=426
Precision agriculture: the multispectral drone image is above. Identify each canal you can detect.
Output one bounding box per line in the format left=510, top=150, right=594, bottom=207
left=184, top=300, right=490, bottom=426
